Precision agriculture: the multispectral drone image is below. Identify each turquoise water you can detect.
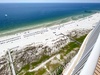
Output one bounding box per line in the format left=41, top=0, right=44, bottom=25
left=0, top=3, right=100, bottom=34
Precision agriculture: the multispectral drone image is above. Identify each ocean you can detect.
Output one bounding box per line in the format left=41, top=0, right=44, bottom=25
left=0, top=3, right=100, bottom=34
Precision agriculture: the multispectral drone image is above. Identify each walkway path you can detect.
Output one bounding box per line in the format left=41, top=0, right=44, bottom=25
left=28, top=54, right=59, bottom=72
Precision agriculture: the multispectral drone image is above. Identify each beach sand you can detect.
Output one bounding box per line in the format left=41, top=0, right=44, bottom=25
left=0, top=13, right=100, bottom=57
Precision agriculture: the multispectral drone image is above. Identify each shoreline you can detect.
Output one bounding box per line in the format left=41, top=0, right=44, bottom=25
left=0, top=12, right=100, bottom=57
left=0, top=13, right=93, bottom=37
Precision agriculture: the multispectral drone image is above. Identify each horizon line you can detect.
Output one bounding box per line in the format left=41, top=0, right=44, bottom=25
left=0, top=2, right=100, bottom=3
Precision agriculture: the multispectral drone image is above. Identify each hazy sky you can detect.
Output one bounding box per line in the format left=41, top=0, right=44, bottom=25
left=0, top=0, right=100, bottom=3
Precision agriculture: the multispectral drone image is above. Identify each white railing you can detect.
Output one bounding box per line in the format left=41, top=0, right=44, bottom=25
left=8, top=50, right=16, bottom=75
left=80, top=33, right=100, bottom=75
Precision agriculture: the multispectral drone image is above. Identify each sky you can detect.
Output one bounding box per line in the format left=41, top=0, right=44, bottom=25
left=0, top=0, right=100, bottom=3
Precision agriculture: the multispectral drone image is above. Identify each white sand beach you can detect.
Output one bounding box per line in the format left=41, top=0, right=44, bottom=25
left=0, top=13, right=100, bottom=57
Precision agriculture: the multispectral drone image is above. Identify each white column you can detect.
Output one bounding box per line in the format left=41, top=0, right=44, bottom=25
left=80, top=33, right=100, bottom=75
